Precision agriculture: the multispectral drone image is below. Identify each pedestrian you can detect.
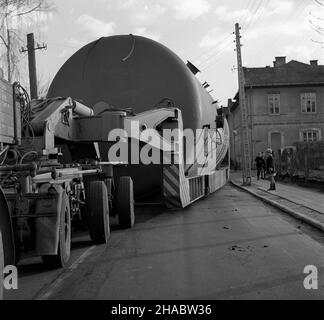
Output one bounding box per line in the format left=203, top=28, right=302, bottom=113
left=261, top=152, right=266, bottom=179
left=266, top=148, right=276, bottom=191
left=255, top=152, right=265, bottom=180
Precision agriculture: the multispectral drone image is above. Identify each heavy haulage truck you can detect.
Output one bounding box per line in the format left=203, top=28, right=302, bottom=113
left=0, top=35, right=229, bottom=298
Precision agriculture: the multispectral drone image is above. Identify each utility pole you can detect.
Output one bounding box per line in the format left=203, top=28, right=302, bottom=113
left=21, top=33, right=47, bottom=100
left=234, top=23, right=251, bottom=186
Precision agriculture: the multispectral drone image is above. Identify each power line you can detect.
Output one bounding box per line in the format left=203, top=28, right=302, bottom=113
left=247, top=0, right=270, bottom=29
left=243, top=0, right=312, bottom=56
left=199, top=0, right=309, bottom=73
left=200, top=38, right=234, bottom=71
left=241, top=0, right=258, bottom=28
left=242, top=0, right=253, bottom=25
left=244, top=0, right=264, bottom=32
left=198, top=35, right=234, bottom=69
left=193, top=0, right=257, bottom=70
left=200, top=50, right=233, bottom=74
left=46, top=41, right=82, bottom=49
left=200, top=0, right=266, bottom=72
left=196, top=33, right=233, bottom=67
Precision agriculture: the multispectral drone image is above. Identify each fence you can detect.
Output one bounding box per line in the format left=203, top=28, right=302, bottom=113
left=276, top=142, right=324, bottom=182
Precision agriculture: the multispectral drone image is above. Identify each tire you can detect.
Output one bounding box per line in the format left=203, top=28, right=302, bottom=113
left=0, top=232, right=4, bottom=300
left=42, top=191, right=71, bottom=268
left=0, top=186, right=15, bottom=266
left=117, top=176, right=135, bottom=228
left=88, top=181, right=110, bottom=244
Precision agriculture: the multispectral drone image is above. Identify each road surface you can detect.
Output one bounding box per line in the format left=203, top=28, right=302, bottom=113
left=5, top=184, right=324, bottom=300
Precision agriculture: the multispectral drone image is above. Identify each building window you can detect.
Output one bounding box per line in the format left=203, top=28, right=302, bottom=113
left=268, top=93, right=280, bottom=115
left=301, top=92, right=316, bottom=113
left=302, top=129, right=320, bottom=142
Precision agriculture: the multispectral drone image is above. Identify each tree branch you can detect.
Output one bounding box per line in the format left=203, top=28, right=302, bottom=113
left=309, top=19, right=324, bottom=32
left=0, top=32, right=8, bottom=47
left=311, top=38, right=324, bottom=44
left=314, top=0, right=324, bottom=6
left=15, top=3, right=42, bottom=17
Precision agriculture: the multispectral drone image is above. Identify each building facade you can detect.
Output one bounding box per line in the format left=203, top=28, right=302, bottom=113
left=228, top=57, right=324, bottom=169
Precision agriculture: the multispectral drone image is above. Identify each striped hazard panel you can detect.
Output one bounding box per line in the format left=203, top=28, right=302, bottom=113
left=163, top=163, right=190, bottom=209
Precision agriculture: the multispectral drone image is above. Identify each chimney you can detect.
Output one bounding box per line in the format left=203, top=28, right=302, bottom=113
left=310, top=60, right=318, bottom=66
left=273, top=56, right=286, bottom=67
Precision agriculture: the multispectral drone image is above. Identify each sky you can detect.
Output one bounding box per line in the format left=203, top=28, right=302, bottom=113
left=19, top=0, right=324, bottom=105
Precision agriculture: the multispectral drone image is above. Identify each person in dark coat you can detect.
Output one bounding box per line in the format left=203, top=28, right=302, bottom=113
left=261, top=152, right=266, bottom=179
left=266, top=148, right=276, bottom=191
left=255, top=152, right=265, bottom=180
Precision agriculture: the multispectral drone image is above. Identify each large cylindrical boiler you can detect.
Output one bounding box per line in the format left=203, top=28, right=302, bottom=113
left=47, top=35, right=228, bottom=199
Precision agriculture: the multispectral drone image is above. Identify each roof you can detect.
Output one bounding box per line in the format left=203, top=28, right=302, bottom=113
left=244, top=60, right=324, bottom=88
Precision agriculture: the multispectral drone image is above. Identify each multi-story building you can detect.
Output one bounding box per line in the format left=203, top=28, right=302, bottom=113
left=228, top=57, right=324, bottom=168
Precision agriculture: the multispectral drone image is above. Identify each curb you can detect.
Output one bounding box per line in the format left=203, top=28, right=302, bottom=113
left=230, top=180, right=324, bottom=233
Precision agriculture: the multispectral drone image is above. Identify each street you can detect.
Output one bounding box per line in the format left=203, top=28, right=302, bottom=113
left=5, top=184, right=324, bottom=300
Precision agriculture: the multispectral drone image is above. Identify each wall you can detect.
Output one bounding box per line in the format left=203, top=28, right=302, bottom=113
left=229, top=84, right=324, bottom=168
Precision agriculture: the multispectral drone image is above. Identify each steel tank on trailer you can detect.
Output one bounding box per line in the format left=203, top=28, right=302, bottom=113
left=47, top=35, right=228, bottom=199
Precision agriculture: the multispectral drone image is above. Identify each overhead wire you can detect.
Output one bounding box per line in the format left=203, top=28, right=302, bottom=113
left=198, top=34, right=234, bottom=69
left=266, top=0, right=314, bottom=54
left=243, top=0, right=264, bottom=32
left=241, top=0, right=259, bottom=29
left=246, top=0, right=270, bottom=31
left=46, top=41, right=82, bottom=49
left=200, top=38, right=234, bottom=71
left=200, top=0, right=267, bottom=72
left=241, top=0, right=256, bottom=28
left=192, top=0, right=254, bottom=69
left=199, top=0, right=316, bottom=103
left=194, top=33, right=233, bottom=67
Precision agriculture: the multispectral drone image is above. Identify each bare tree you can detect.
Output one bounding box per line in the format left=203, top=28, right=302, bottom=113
left=314, top=0, right=324, bottom=6
left=310, top=0, right=324, bottom=45
left=0, top=0, right=54, bottom=82
left=37, top=72, right=51, bottom=98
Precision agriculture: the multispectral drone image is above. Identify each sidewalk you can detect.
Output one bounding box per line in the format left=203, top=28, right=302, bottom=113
left=230, top=171, right=324, bottom=232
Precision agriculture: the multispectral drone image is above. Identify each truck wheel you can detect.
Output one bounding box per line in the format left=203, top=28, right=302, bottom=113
left=88, top=181, right=110, bottom=244
left=0, top=186, right=15, bottom=266
left=0, top=232, right=4, bottom=300
left=42, top=192, right=71, bottom=268
left=117, top=176, right=135, bottom=228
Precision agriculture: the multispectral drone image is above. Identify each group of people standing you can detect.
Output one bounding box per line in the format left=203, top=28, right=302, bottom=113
left=255, top=149, right=276, bottom=191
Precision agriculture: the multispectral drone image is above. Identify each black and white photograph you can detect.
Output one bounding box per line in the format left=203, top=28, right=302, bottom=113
left=0, top=0, right=323, bottom=309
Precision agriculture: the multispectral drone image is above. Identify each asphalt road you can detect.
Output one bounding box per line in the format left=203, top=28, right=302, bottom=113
left=5, top=184, right=324, bottom=300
